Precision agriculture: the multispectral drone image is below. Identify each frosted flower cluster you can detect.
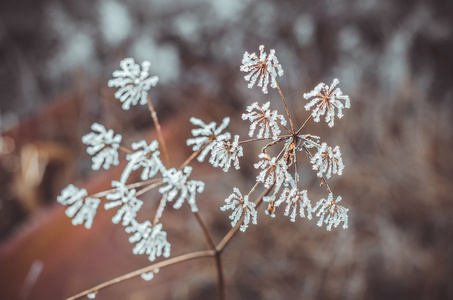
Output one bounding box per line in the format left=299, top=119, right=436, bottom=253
left=186, top=117, right=231, bottom=162
left=159, top=166, right=205, bottom=212
left=242, top=102, right=287, bottom=140
left=220, top=188, right=257, bottom=232
left=209, top=135, right=243, bottom=172
left=82, top=123, right=122, bottom=170
left=313, top=193, right=349, bottom=231
left=304, top=78, right=351, bottom=127
left=122, top=140, right=162, bottom=183
left=310, top=143, right=344, bottom=178
left=254, top=153, right=292, bottom=193
left=277, top=187, right=312, bottom=222
left=57, top=184, right=100, bottom=229
left=104, top=181, right=143, bottom=226
left=240, top=45, right=283, bottom=94
left=126, top=220, right=171, bottom=262
left=108, top=58, right=159, bottom=110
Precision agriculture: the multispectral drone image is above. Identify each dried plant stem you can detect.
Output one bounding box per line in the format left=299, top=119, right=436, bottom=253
left=147, top=96, right=170, bottom=166
left=275, top=82, right=294, bottom=133
left=180, top=144, right=207, bottom=169
left=135, top=180, right=164, bottom=197
left=65, top=250, right=216, bottom=300
left=296, top=114, right=313, bottom=135
left=89, top=178, right=161, bottom=198
left=118, top=145, right=133, bottom=154
left=215, top=252, right=226, bottom=300
left=193, top=211, right=216, bottom=250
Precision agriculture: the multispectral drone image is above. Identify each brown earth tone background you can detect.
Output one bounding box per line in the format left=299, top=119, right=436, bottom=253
left=1, top=0, right=453, bottom=299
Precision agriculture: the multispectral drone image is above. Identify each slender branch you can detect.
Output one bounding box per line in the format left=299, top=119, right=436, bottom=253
left=135, top=180, right=164, bottom=197
left=88, top=179, right=161, bottom=198
left=275, top=82, right=294, bottom=133
left=66, top=250, right=215, bottom=300
left=147, top=96, right=170, bottom=166
left=193, top=211, right=217, bottom=250
left=295, top=115, right=313, bottom=135
left=238, top=135, right=292, bottom=145
left=215, top=253, right=226, bottom=300
left=216, top=186, right=272, bottom=253
left=179, top=144, right=208, bottom=169
left=118, top=145, right=133, bottom=154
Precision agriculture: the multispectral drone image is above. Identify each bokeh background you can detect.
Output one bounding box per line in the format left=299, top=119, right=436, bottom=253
left=1, top=0, right=453, bottom=299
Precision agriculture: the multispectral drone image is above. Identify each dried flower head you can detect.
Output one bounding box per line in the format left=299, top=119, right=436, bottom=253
left=312, top=193, right=349, bottom=230
left=126, top=220, right=171, bottom=262
left=108, top=58, right=159, bottom=110
left=105, top=181, right=143, bottom=226
left=209, top=135, right=243, bottom=172
left=310, top=143, right=344, bottom=178
left=82, top=123, right=122, bottom=170
left=186, top=117, right=231, bottom=162
left=304, top=78, right=350, bottom=127
left=220, top=188, right=258, bottom=232
left=242, top=101, right=287, bottom=140
left=240, top=45, right=284, bottom=94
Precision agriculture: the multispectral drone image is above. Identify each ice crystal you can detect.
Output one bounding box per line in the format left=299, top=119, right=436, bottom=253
left=242, top=102, right=287, bottom=140
left=158, top=166, right=205, bottom=212
left=240, top=45, right=284, bottom=94
left=276, top=187, right=312, bottom=222
left=104, top=181, right=143, bottom=226
left=141, top=268, right=160, bottom=281
left=82, top=123, right=122, bottom=170
left=126, top=220, right=171, bottom=262
left=304, top=78, right=350, bottom=127
left=122, top=140, right=162, bottom=183
left=186, top=117, right=231, bottom=162
left=254, top=153, right=291, bottom=193
left=57, top=184, right=100, bottom=229
left=310, top=143, right=344, bottom=179
left=108, top=58, right=159, bottom=110
left=312, top=193, right=349, bottom=230
left=209, top=135, right=243, bottom=172
left=220, top=188, right=258, bottom=232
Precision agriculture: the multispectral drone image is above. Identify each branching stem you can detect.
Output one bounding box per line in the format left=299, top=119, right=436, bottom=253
left=147, top=96, right=170, bottom=166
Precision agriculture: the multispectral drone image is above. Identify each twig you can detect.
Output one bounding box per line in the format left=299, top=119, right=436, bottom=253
left=66, top=250, right=215, bottom=300
left=147, top=96, right=170, bottom=166
left=275, top=82, right=294, bottom=133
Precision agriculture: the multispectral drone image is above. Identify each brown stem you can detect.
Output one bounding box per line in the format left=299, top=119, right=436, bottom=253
left=88, top=178, right=161, bottom=198
left=147, top=96, right=170, bottom=166
left=215, top=253, right=226, bottom=300
left=193, top=211, right=217, bottom=250
left=275, top=82, right=294, bottom=133
left=118, top=145, right=133, bottom=154
left=179, top=144, right=207, bottom=169
left=65, top=250, right=215, bottom=300
left=295, top=115, right=313, bottom=135
left=135, top=180, right=164, bottom=197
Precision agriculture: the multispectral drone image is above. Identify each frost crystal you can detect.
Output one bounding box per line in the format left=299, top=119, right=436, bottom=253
left=240, top=45, right=284, bottom=94
left=296, top=134, right=320, bottom=150
left=57, top=184, right=100, bottom=229
left=220, top=188, right=258, bottom=232
left=186, top=117, right=231, bottom=162
left=126, top=220, right=171, bottom=262
left=121, top=140, right=162, bottom=183
left=82, top=123, right=122, bottom=170
left=254, top=153, right=291, bottom=193
left=141, top=268, right=160, bottom=281
left=310, top=143, right=344, bottom=178
left=108, top=58, right=159, bottom=110
left=242, top=102, right=287, bottom=140
left=104, top=181, right=143, bottom=226
left=304, top=78, right=350, bottom=127
left=276, top=187, right=312, bottom=222
left=312, top=193, right=349, bottom=230
left=158, top=166, right=205, bottom=212
left=209, top=135, right=243, bottom=172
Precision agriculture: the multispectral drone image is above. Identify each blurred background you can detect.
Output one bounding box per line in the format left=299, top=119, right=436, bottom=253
left=1, top=0, right=453, bottom=299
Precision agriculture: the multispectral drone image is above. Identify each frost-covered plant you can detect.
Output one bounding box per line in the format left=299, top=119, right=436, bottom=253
left=58, top=46, right=352, bottom=300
